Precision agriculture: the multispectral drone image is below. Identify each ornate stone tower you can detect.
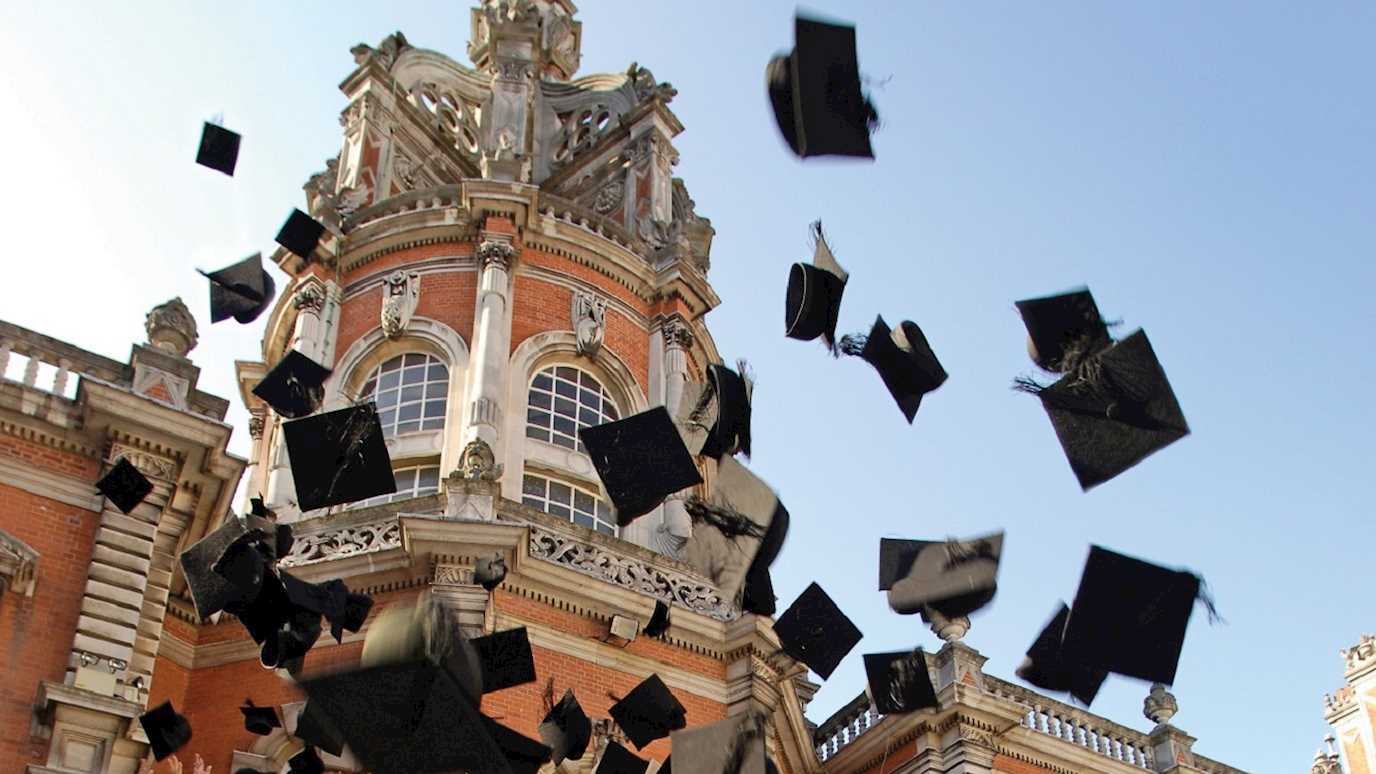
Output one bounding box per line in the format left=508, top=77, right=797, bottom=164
left=1324, top=635, right=1376, bottom=773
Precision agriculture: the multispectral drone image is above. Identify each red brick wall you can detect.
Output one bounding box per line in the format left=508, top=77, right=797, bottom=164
left=334, top=285, right=382, bottom=369
left=994, top=754, right=1057, bottom=774
left=0, top=483, right=100, bottom=769
left=0, top=434, right=100, bottom=479
left=510, top=275, right=650, bottom=396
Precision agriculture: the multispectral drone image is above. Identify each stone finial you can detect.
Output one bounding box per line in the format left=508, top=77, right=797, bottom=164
left=1312, top=735, right=1343, bottom=774
left=925, top=607, right=970, bottom=643
left=144, top=298, right=198, bottom=357
left=1143, top=683, right=1179, bottom=726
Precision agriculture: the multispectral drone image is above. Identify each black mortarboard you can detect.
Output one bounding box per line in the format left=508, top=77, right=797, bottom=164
left=472, top=627, right=537, bottom=693
left=609, top=674, right=686, bottom=750
left=249, top=495, right=275, bottom=519
left=697, top=363, right=754, bottom=459
left=201, top=253, right=277, bottom=325
left=668, top=713, right=767, bottom=774
left=597, top=741, right=649, bottom=774
left=580, top=407, right=704, bottom=526
left=643, top=600, right=671, bottom=639
left=293, top=700, right=347, bottom=757
left=341, top=592, right=374, bottom=641
left=275, top=523, right=295, bottom=561
left=280, top=571, right=360, bottom=643
left=540, top=689, right=592, bottom=764
left=863, top=650, right=938, bottom=714
left=1016, top=289, right=1111, bottom=373
left=241, top=700, right=282, bottom=736
left=682, top=455, right=779, bottom=605
left=1015, top=603, right=1108, bottom=706
left=139, top=701, right=192, bottom=761
left=286, top=745, right=324, bottom=774
left=1062, top=546, right=1208, bottom=686
left=773, top=582, right=862, bottom=680
left=766, top=16, right=877, bottom=159
left=1025, top=329, right=1190, bottom=490
left=96, top=457, right=153, bottom=514
left=360, top=594, right=483, bottom=702
left=475, top=554, right=508, bottom=591
left=877, top=538, right=927, bottom=592
left=253, top=350, right=333, bottom=419
left=784, top=222, right=848, bottom=350
left=840, top=316, right=947, bottom=423
left=234, top=570, right=287, bottom=645
left=740, top=497, right=790, bottom=617
left=212, top=541, right=270, bottom=606
left=260, top=604, right=323, bottom=673
left=277, top=209, right=327, bottom=259
left=283, top=403, right=395, bottom=511
left=886, top=532, right=1004, bottom=620
left=179, top=512, right=276, bottom=619
left=486, top=716, right=553, bottom=774
left=196, top=121, right=241, bottom=176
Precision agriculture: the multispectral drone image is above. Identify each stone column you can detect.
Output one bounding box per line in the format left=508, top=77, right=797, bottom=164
left=431, top=563, right=490, bottom=638
left=650, top=317, right=694, bottom=557
left=463, top=233, right=517, bottom=457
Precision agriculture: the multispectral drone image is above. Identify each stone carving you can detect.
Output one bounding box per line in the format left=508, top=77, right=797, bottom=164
left=279, top=520, right=402, bottom=568
left=626, top=63, right=677, bottom=104
left=527, top=524, right=736, bottom=621
left=956, top=723, right=995, bottom=749
left=1312, top=735, right=1342, bottom=774
left=434, top=564, right=476, bottom=585
left=350, top=30, right=411, bottom=70
left=380, top=271, right=421, bottom=339
left=1143, top=683, right=1178, bottom=726
left=927, top=607, right=970, bottom=643
left=336, top=184, right=372, bottom=218
left=144, top=298, right=198, bottom=357
left=109, top=444, right=176, bottom=482
left=571, top=290, right=606, bottom=357
left=1343, top=634, right=1376, bottom=669
left=592, top=179, right=624, bottom=214
left=496, top=60, right=534, bottom=81
left=476, top=239, right=517, bottom=272
left=247, top=411, right=266, bottom=440
left=459, top=439, right=503, bottom=481
left=0, top=528, right=39, bottom=597
left=661, top=320, right=694, bottom=349
left=293, top=284, right=326, bottom=315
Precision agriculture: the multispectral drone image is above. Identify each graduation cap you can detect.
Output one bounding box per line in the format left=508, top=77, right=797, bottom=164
left=1015, top=289, right=1111, bottom=374
left=475, top=554, right=508, bottom=591
left=668, top=713, right=767, bottom=774
left=863, top=650, right=938, bottom=714
left=886, top=532, right=1004, bottom=620
left=1018, top=329, right=1190, bottom=490
left=260, top=604, right=323, bottom=674
left=179, top=512, right=276, bottom=619
left=784, top=221, right=849, bottom=351
left=96, top=457, right=154, bottom=514
left=249, top=495, right=275, bottom=519
left=681, top=455, right=780, bottom=606
left=1061, top=545, right=1215, bottom=686
left=286, top=746, right=324, bottom=774
left=681, top=362, right=754, bottom=459
left=241, top=699, right=282, bottom=736
left=643, top=600, right=671, bottom=639
left=139, top=701, right=192, bottom=761
left=597, top=741, right=649, bottom=774
left=360, top=594, right=483, bottom=701
left=275, top=523, right=296, bottom=562
left=1015, top=603, right=1108, bottom=706
left=282, top=403, right=395, bottom=511
left=293, top=700, right=347, bottom=758
left=279, top=571, right=369, bottom=644
left=196, top=121, right=241, bottom=176
left=201, top=253, right=277, bottom=325
left=486, top=716, right=553, bottom=774
left=580, top=407, right=704, bottom=526
left=740, top=498, right=790, bottom=617
left=253, top=350, right=333, bottom=419
left=472, top=627, right=537, bottom=693
left=540, top=689, right=592, bottom=764
left=766, top=15, right=878, bottom=159
left=609, top=674, right=687, bottom=749
left=773, top=582, right=862, bottom=680
left=276, top=208, right=327, bottom=259
left=839, top=316, right=947, bottom=423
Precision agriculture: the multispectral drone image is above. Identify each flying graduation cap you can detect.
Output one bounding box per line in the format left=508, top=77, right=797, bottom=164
left=179, top=512, right=277, bottom=619
left=839, top=316, right=947, bottom=423
left=277, top=209, right=327, bottom=260
left=201, top=253, right=277, bottom=325
left=1015, top=603, right=1108, bottom=706
left=580, top=406, right=703, bottom=526
left=740, top=493, right=790, bottom=617
left=283, top=403, right=395, bottom=511
left=139, top=701, right=192, bottom=761
left=669, top=712, right=768, bottom=774
left=287, top=745, right=325, bottom=774
left=773, top=582, right=862, bottom=681
left=1014, top=288, right=1189, bottom=490
left=253, top=350, right=332, bottom=419
left=241, top=700, right=282, bottom=736
left=597, top=741, right=649, bottom=774
left=196, top=121, right=241, bottom=176
left=96, top=457, right=154, bottom=514
left=863, top=650, right=938, bottom=714
left=884, top=532, right=1004, bottom=620
left=609, top=673, right=687, bottom=749
left=766, top=15, right=878, bottom=159
left=485, top=716, right=554, bottom=774
left=293, top=700, right=347, bottom=758
left=681, top=455, right=780, bottom=607
left=678, top=362, right=754, bottom=459
left=643, top=600, right=671, bottom=639
left=784, top=221, right=848, bottom=352
left=472, top=627, right=537, bottom=693
left=539, top=688, right=592, bottom=765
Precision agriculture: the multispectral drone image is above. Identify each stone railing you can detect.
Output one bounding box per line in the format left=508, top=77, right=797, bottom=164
left=537, top=193, right=639, bottom=251
left=279, top=519, right=402, bottom=568
left=0, top=321, right=127, bottom=399
left=985, top=677, right=1154, bottom=769
left=813, top=692, right=882, bottom=763
left=343, top=184, right=468, bottom=232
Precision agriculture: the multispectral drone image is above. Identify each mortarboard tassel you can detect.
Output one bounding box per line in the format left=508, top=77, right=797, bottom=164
left=683, top=496, right=767, bottom=541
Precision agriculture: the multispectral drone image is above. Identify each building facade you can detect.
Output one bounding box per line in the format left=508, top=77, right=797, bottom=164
left=1321, top=634, right=1376, bottom=774
left=0, top=2, right=1251, bottom=773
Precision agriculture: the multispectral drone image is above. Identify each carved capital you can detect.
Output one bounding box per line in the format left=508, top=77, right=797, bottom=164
left=476, top=239, right=517, bottom=272
left=293, top=284, right=327, bottom=315
left=247, top=410, right=266, bottom=440
left=661, top=319, right=694, bottom=350
left=109, top=444, right=176, bottom=482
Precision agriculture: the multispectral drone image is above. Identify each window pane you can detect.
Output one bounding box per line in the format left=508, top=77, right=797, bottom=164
left=523, top=475, right=545, bottom=497
left=527, top=426, right=549, bottom=442
left=580, top=388, right=600, bottom=407
left=404, top=353, right=426, bottom=367
left=528, top=408, right=547, bottom=425
left=403, top=365, right=427, bottom=384
left=397, top=421, right=420, bottom=434
left=555, top=366, right=578, bottom=382
left=595, top=522, right=615, bottom=536
left=573, top=513, right=594, bottom=529
left=376, top=390, right=398, bottom=409
left=579, top=407, right=599, bottom=426
left=553, top=416, right=576, bottom=437
left=533, top=373, right=552, bottom=391
left=553, top=434, right=576, bottom=450
left=418, top=468, right=439, bottom=489
left=378, top=408, right=396, bottom=427
left=607, top=404, right=619, bottom=420
left=379, top=371, right=401, bottom=391
left=398, top=404, right=422, bottom=421
left=522, top=496, right=542, bottom=510
left=428, top=363, right=449, bottom=381
left=574, top=490, right=595, bottom=514
left=424, top=401, right=445, bottom=418
left=381, top=358, right=403, bottom=374
left=555, top=379, right=577, bottom=399
left=529, top=391, right=551, bottom=409
left=554, top=397, right=576, bottom=418
left=548, top=503, right=570, bottom=518
left=549, top=481, right=572, bottom=502
left=399, top=385, right=423, bottom=403
left=425, top=383, right=446, bottom=400
left=361, top=378, right=377, bottom=396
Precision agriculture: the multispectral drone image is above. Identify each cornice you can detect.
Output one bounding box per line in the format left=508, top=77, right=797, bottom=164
left=0, top=454, right=102, bottom=511
left=0, top=416, right=102, bottom=458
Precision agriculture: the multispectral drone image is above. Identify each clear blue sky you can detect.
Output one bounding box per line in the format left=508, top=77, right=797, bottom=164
left=3, top=3, right=1373, bottom=771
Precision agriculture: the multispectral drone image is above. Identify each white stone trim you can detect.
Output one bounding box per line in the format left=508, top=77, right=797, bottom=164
left=0, top=454, right=102, bottom=511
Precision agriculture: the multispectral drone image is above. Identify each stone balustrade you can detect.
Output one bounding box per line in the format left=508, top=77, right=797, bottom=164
left=985, top=677, right=1155, bottom=768
left=0, top=321, right=126, bottom=398
left=813, top=691, right=882, bottom=763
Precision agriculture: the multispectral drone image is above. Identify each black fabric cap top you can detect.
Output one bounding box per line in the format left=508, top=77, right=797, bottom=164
left=1062, top=545, right=1203, bottom=686
left=767, top=16, right=876, bottom=159
left=253, top=350, right=333, bottom=419
left=202, top=253, right=276, bottom=325
left=784, top=222, right=849, bottom=348
left=472, top=627, right=537, bottom=693
left=1015, top=603, right=1108, bottom=706
left=681, top=455, right=779, bottom=606
left=863, top=651, right=938, bottom=714
left=287, top=745, right=325, bottom=774
left=697, top=363, right=753, bottom=459
left=1015, top=289, right=1111, bottom=373
left=196, top=121, right=241, bottom=176
left=276, top=208, right=327, bottom=259
left=643, top=600, right=671, bottom=639
left=668, top=713, right=767, bottom=774
left=877, top=538, right=934, bottom=592
left=846, top=316, right=948, bottom=423
left=241, top=700, right=281, bottom=736
left=1030, top=329, right=1190, bottom=490
left=740, top=500, right=790, bottom=617
left=773, top=582, right=863, bottom=681
left=293, top=700, right=346, bottom=757
left=579, top=407, right=704, bottom=527
left=283, top=403, right=395, bottom=511
left=609, top=673, right=687, bottom=750
left=475, top=554, right=508, bottom=591
left=886, top=531, right=1004, bottom=620
left=539, top=689, right=592, bottom=765
left=139, top=700, right=192, bottom=761
left=178, top=512, right=276, bottom=619
left=96, top=457, right=154, bottom=515
left=486, top=716, right=553, bottom=774
left=596, top=741, right=649, bottom=774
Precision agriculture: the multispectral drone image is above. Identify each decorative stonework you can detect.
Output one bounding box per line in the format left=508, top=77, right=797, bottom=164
left=476, top=239, right=517, bottom=272
left=434, top=564, right=476, bottom=585
left=527, top=524, right=736, bottom=621
left=143, top=298, right=198, bottom=358
left=459, top=438, right=503, bottom=481
left=626, top=63, right=677, bottom=105
left=247, top=410, right=266, bottom=440
left=1343, top=634, right=1376, bottom=672
left=279, top=521, right=402, bottom=567
left=592, top=179, right=624, bottom=215
left=662, top=319, right=693, bottom=349
left=571, top=290, right=606, bottom=357
left=928, top=609, right=971, bottom=643
left=293, top=284, right=327, bottom=315
left=1144, top=683, right=1178, bottom=726
left=109, top=444, right=176, bottom=482
left=0, top=528, right=39, bottom=596
left=380, top=270, right=421, bottom=339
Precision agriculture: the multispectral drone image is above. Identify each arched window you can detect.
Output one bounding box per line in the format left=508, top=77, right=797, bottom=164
left=525, top=366, right=619, bottom=453
left=352, top=464, right=442, bottom=509
left=360, top=353, right=448, bottom=437
left=522, top=473, right=617, bottom=535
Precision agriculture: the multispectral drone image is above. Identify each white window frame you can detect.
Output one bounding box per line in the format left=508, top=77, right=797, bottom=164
left=360, top=353, right=449, bottom=438
left=350, top=464, right=442, bottom=509
left=521, top=472, right=619, bottom=536
left=525, top=365, right=620, bottom=453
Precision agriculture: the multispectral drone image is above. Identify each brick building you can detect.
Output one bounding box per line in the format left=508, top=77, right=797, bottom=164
left=1319, top=634, right=1376, bottom=774
left=0, top=2, right=1252, bottom=773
